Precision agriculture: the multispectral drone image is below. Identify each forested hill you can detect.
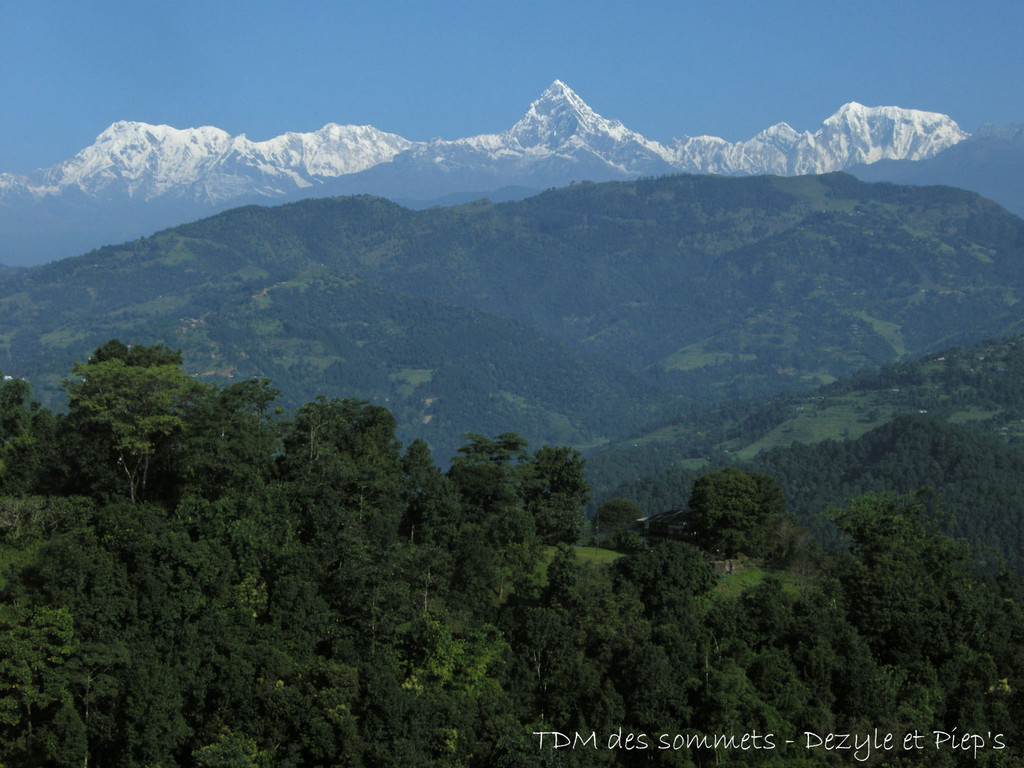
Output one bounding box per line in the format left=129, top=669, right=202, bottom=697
left=3, top=173, right=1024, bottom=460
left=591, top=335, right=1024, bottom=571
left=590, top=335, right=1024, bottom=484
left=1, top=345, right=1022, bottom=766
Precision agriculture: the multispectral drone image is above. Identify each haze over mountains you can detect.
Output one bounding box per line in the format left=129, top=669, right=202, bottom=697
left=850, top=122, right=1024, bottom=223
left=0, top=80, right=999, bottom=266
left=4, top=172, right=1024, bottom=462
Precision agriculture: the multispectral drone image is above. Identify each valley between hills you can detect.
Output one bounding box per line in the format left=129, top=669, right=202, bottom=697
left=3, top=170, right=1024, bottom=766
left=3, top=171, right=1024, bottom=565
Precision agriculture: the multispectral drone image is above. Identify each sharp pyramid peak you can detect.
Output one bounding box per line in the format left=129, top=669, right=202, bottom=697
left=542, top=79, right=575, bottom=97
left=530, top=80, right=593, bottom=114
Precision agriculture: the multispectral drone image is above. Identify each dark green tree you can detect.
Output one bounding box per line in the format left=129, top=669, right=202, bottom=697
left=0, top=376, right=57, bottom=496
left=0, top=606, right=80, bottom=766
left=447, top=433, right=538, bottom=604
left=519, top=445, right=589, bottom=545
left=400, top=438, right=463, bottom=547
left=280, top=396, right=405, bottom=551
left=688, top=468, right=785, bottom=557
left=594, top=497, right=643, bottom=537
left=180, top=378, right=280, bottom=502
left=831, top=491, right=976, bottom=668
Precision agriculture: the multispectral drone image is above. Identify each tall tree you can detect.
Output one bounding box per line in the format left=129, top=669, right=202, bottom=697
left=0, top=375, right=57, bottom=496
left=594, top=497, right=643, bottom=537
left=180, top=378, right=281, bottom=501
left=519, top=445, right=589, bottom=545
left=0, top=605, right=81, bottom=766
left=447, top=433, right=536, bottom=604
left=63, top=341, right=196, bottom=503
left=279, top=396, right=405, bottom=551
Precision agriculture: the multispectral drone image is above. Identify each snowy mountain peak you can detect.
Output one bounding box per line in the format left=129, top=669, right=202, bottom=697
left=19, top=119, right=414, bottom=202
left=6, top=84, right=969, bottom=204
left=97, top=120, right=231, bottom=143
left=830, top=101, right=870, bottom=117
left=817, top=102, right=969, bottom=166
left=530, top=79, right=592, bottom=118
left=825, top=101, right=957, bottom=129
left=666, top=101, right=968, bottom=175
left=505, top=80, right=671, bottom=168
left=0, top=81, right=977, bottom=264
left=510, top=80, right=616, bottom=148
left=757, top=122, right=802, bottom=141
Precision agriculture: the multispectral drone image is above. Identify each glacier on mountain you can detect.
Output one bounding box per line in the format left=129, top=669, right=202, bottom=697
left=3, top=121, right=414, bottom=204
left=0, top=81, right=973, bottom=265
left=0, top=81, right=968, bottom=206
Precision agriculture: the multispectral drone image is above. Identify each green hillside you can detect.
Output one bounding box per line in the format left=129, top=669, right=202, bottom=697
left=591, top=336, right=1024, bottom=478
left=590, top=336, right=1024, bottom=570
left=3, top=173, right=1024, bottom=459
left=168, top=174, right=1024, bottom=383
left=0, top=263, right=662, bottom=461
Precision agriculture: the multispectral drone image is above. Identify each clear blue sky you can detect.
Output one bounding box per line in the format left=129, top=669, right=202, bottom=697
left=2, top=0, right=1022, bottom=174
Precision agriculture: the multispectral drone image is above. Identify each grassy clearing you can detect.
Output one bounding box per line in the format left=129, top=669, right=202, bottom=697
left=800, top=370, right=837, bottom=386
left=110, top=293, right=189, bottom=319
left=572, top=546, right=625, bottom=565
left=535, top=545, right=624, bottom=586
left=40, top=328, right=91, bottom=348
left=543, top=411, right=578, bottom=444
left=853, top=311, right=906, bottom=356
left=969, top=244, right=996, bottom=264
left=714, top=566, right=766, bottom=597
left=391, top=368, right=433, bottom=396
left=948, top=407, right=1001, bottom=424
left=660, top=342, right=757, bottom=372
left=714, top=566, right=802, bottom=598
left=393, top=368, right=433, bottom=387
left=678, top=457, right=711, bottom=471
left=252, top=317, right=284, bottom=335
left=628, top=423, right=690, bottom=446
left=233, top=264, right=270, bottom=280
left=733, top=400, right=894, bottom=460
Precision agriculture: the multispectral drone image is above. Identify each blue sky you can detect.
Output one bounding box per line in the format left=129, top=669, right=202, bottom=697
left=2, top=0, right=1022, bottom=174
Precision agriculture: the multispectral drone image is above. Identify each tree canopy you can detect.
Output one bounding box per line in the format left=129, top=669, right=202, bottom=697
left=0, top=341, right=1020, bottom=767
left=687, top=467, right=785, bottom=557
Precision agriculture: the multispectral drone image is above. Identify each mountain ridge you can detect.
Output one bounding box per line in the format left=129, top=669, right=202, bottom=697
left=0, top=81, right=971, bottom=265
left=2, top=83, right=965, bottom=200
left=850, top=124, right=1024, bottom=219
left=4, top=173, right=1024, bottom=462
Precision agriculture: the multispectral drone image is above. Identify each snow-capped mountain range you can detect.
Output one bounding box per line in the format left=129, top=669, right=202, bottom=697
left=0, top=122, right=416, bottom=204
left=0, top=80, right=973, bottom=265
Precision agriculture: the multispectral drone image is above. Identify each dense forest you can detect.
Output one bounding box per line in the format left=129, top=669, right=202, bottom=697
left=2, top=342, right=1022, bottom=766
